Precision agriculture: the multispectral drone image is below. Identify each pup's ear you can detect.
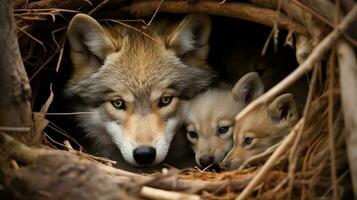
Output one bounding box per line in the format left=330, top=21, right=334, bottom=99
left=232, top=72, right=264, bottom=106
left=168, top=14, right=211, bottom=67
left=268, top=93, right=298, bottom=124
left=67, top=14, right=115, bottom=79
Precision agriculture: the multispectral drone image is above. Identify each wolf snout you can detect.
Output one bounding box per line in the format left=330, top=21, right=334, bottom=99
left=199, top=155, right=215, bottom=168
left=133, top=146, right=156, bottom=165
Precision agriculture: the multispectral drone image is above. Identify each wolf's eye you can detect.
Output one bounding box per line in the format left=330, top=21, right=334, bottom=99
left=111, top=98, right=126, bottom=110
left=187, top=131, right=198, bottom=139
left=243, top=137, right=253, bottom=145
left=217, top=126, right=230, bottom=134
left=159, top=96, right=173, bottom=107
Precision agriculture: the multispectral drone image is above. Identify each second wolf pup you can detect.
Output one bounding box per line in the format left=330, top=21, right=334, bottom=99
left=182, top=72, right=264, bottom=169
left=221, top=93, right=299, bottom=169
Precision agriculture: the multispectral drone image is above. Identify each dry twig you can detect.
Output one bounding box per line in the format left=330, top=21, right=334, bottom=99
left=238, top=142, right=282, bottom=171
left=235, top=5, right=357, bottom=124
left=288, top=0, right=357, bottom=47
left=0, top=126, right=31, bottom=132
left=127, top=1, right=309, bottom=36
left=337, top=40, right=357, bottom=198
left=327, top=49, right=339, bottom=200
left=140, top=186, right=201, bottom=200
left=287, top=60, right=320, bottom=199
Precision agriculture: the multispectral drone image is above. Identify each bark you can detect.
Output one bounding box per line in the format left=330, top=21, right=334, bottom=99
left=13, top=0, right=128, bottom=10
left=0, top=152, right=137, bottom=200
left=0, top=132, right=250, bottom=199
left=338, top=41, right=357, bottom=198
left=127, top=0, right=309, bottom=36
left=0, top=0, right=33, bottom=144
left=0, top=132, right=136, bottom=200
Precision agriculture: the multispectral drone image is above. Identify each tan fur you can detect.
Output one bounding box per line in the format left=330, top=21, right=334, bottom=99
left=183, top=89, right=238, bottom=168
left=65, top=14, right=216, bottom=168
left=183, top=72, right=264, bottom=168
left=67, top=15, right=211, bottom=87
left=221, top=93, right=299, bottom=169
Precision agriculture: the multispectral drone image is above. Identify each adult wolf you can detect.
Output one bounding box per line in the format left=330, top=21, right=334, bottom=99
left=65, top=14, right=216, bottom=168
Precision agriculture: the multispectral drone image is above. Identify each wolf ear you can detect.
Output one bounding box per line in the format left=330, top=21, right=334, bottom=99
left=268, top=93, right=298, bottom=124
left=168, top=14, right=211, bottom=66
left=67, top=14, right=115, bottom=76
left=232, top=72, right=264, bottom=106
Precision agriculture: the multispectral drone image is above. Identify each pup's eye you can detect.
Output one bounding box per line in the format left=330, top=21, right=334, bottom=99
left=111, top=98, right=126, bottom=110
left=217, top=126, right=230, bottom=134
left=243, top=137, right=253, bottom=145
left=187, top=131, right=198, bottom=139
left=159, top=96, right=173, bottom=107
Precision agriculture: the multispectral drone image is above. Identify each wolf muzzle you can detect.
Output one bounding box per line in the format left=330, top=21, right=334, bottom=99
left=199, top=155, right=215, bottom=168
left=133, top=145, right=156, bottom=165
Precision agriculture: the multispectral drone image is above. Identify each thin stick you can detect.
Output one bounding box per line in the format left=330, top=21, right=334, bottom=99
left=238, top=142, right=281, bottom=171
left=261, top=28, right=274, bottom=56
left=88, top=0, right=110, bottom=16
left=29, top=51, right=57, bottom=81
left=338, top=41, right=357, bottom=199
left=18, top=16, right=47, bottom=21
left=235, top=5, right=357, bottom=123
left=17, top=27, right=46, bottom=52
left=272, top=177, right=288, bottom=193
left=287, top=62, right=320, bottom=199
left=64, top=140, right=75, bottom=152
left=44, top=112, right=94, bottom=115
left=235, top=119, right=304, bottom=200
left=15, top=8, right=80, bottom=13
left=106, top=19, right=163, bottom=45
left=51, top=26, right=67, bottom=51
left=55, top=39, right=65, bottom=72
left=328, top=49, right=339, bottom=200
left=289, top=0, right=357, bottom=47
left=46, top=122, right=78, bottom=144
left=43, top=131, right=68, bottom=149
left=10, top=159, right=20, bottom=170
left=273, top=0, right=282, bottom=52
left=323, top=170, right=349, bottom=197
left=330, top=6, right=341, bottom=200
left=0, top=126, right=31, bottom=132
left=140, top=186, right=201, bottom=200
left=146, top=0, right=164, bottom=27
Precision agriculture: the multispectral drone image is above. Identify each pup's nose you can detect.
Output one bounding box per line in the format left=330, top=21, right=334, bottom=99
left=220, top=160, right=231, bottom=170
left=199, top=155, right=215, bottom=168
left=133, top=146, right=156, bottom=165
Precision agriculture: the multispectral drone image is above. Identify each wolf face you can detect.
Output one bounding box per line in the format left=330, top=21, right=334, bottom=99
left=65, top=14, right=215, bottom=167
left=221, top=93, right=299, bottom=169
left=183, top=72, right=264, bottom=169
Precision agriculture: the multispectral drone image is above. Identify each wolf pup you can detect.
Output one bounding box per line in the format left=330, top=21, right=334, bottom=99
left=221, top=93, right=299, bottom=169
left=65, top=14, right=216, bottom=168
left=182, top=72, right=264, bottom=169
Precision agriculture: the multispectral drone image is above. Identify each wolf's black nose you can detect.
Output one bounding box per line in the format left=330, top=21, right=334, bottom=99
left=133, top=146, right=156, bottom=165
left=199, top=155, right=215, bottom=168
